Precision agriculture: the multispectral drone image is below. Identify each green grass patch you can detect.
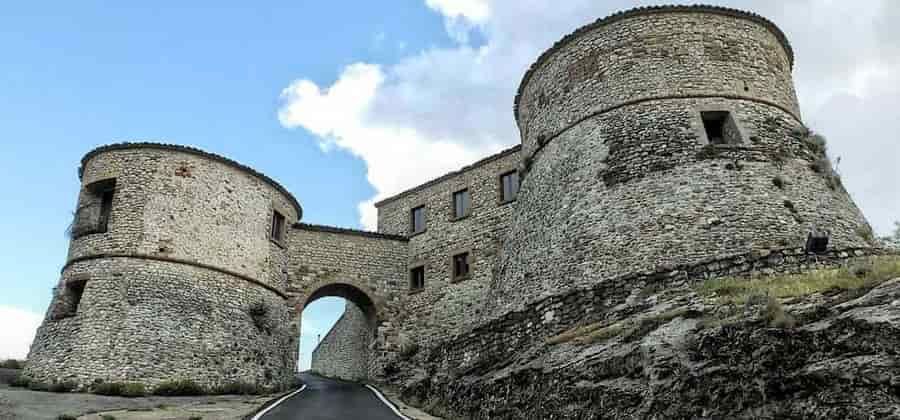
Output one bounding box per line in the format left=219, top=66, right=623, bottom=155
left=696, top=256, right=900, bottom=304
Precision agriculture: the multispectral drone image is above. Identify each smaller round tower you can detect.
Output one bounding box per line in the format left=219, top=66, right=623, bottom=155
left=26, top=143, right=301, bottom=389
left=488, top=5, right=877, bottom=317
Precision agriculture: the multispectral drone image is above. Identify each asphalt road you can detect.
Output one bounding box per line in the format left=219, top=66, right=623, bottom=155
left=259, top=373, right=404, bottom=420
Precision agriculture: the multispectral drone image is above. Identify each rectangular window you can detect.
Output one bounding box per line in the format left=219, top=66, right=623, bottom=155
left=452, top=189, right=471, bottom=219
left=452, top=252, right=470, bottom=281
left=70, top=178, right=116, bottom=239
left=270, top=210, right=285, bottom=242
left=411, top=206, right=426, bottom=234
left=500, top=171, right=519, bottom=203
left=410, top=266, right=425, bottom=291
left=52, top=279, right=87, bottom=320
left=701, top=111, right=741, bottom=145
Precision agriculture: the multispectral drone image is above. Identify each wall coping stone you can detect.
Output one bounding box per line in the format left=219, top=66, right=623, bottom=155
left=292, top=222, right=409, bottom=241
left=79, top=142, right=303, bottom=218
left=62, top=253, right=289, bottom=299
left=374, top=144, right=522, bottom=207
left=513, top=4, right=796, bottom=124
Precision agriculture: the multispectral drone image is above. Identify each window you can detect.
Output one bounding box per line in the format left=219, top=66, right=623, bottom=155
left=500, top=171, right=519, bottom=203
left=52, top=279, right=87, bottom=320
left=410, top=266, right=425, bottom=291
left=701, top=111, right=741, bottom=145
left=270, top=210, right=285, bottom=242
left=411, top=206, right=426, bottom=234
left=452, top=252, right=470, bottom=281
left=452, top=189, right=471, bottom=219
left=70, top=178, right=116, bottom=239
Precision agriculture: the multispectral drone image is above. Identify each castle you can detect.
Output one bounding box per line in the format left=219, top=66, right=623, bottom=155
left=26, top=5, right=878, bottom=392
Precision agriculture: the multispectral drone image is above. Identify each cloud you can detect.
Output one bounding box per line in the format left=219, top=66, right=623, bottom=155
left=279, top=0, right=900, bottom=234
left=0, top=306, right=42, bottom=360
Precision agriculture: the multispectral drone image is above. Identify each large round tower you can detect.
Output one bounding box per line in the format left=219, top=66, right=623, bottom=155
left=488, top=6, right=876, bottom=316
left=26, top=143, right=301, bottom=389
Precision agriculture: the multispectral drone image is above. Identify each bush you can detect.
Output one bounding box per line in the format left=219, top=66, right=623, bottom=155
left=56, top=415, right=77, bottom=420
left=101, top=415, right=117, bottom=420
left=27, top=380, right=51, bottom=392
left=152, top=379, right=205, bottom=396
left=0, top=359, right=24, bottom=369
left=8, top=374, right=30, bottom=387
left=92, top=382, right=147, bottom=397
left=49, top=381, right=77, bottom=393
left=762, top=296, right=796, bottom=329
left=212, top=381, right=262, bottom=395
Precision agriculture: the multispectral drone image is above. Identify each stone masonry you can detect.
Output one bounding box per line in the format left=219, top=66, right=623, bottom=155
left=25, top=5, right=883, bottom=402
left=310, top=302, right=370, bottom=382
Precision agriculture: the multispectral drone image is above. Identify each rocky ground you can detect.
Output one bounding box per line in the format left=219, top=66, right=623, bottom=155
left=396, top=257, right=900, bottom=419
left=0, top=383, right=273, bottom=420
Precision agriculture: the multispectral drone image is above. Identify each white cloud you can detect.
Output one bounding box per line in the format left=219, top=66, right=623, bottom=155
left=279, top=0, right=900, bottom=234
left=0, top=306, right=41, bottom=360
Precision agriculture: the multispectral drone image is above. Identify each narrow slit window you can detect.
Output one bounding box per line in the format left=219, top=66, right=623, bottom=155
left=500, top=171, right=519, bottom=203
left=410, top=266, right=425, bottom=291
left=270, top=210, right=285, bottom=242
left=52, top=279, right=87, bottom=320
left=411, top=206, right=425, bottom=234
left=452, top=252, right=470, bottom=281
left=452, top=189, right=471, bottom=219
left=70, top=178, right=116, bottom=238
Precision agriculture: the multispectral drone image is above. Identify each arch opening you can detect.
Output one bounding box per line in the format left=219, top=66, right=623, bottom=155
left=296, top=282, right=379, bottom=382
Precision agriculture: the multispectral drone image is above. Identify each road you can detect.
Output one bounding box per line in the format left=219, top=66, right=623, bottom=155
left=258, top=372, right=405, bottom=420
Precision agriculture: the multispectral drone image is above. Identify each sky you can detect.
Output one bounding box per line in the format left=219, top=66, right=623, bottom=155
left=1, top=1, right=898, bottom=369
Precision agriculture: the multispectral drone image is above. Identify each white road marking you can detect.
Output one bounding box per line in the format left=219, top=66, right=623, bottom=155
left=365, top=384, right=412, bottom=420
left=252, top=384, right=307, bottom=420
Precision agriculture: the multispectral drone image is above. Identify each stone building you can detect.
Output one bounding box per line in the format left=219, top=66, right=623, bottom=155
left=27, top=5, right=880, bottom=394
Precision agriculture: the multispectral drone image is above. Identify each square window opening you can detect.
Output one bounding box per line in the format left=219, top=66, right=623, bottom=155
left=53, top=279, right=87, bottom=320
left=411, top=206, right=426, bottom=234
left=410, top=266, right=425, bottom=291
left=701, top=111, right=741, bottom=145
left=70, top=178, right=116, bottom=239
left=452, top=189, right=471, bottom=219
left=270, top=210, right=286, bottom=242
left=452, top=252, right=470, bottom=281
left=500, top=171, right=519, bottom=203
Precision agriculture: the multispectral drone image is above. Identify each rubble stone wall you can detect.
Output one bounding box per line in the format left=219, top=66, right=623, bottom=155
left=311, top=303, right=371, bottom=381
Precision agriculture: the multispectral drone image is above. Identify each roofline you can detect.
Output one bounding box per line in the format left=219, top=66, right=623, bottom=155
left=292, top=222, right=409, bottom=242
left=79, top=142, right=303, bottom=219
left=374, top=144, right=522, bottom=208
left=513, top=5, right=796, bottom=123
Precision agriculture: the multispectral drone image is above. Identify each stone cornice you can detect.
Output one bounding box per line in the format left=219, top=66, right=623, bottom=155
left=513, top=5, right=796, bottom=124
left=79, top=142, right=303, bottom=219
left=292, top=222, right=409, bottom=242
left=62, top=253, right=288, bottom=299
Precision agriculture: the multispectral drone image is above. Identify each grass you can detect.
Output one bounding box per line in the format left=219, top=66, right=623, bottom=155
left=696, top=256, right=900, bottom=305
left=91, top=382, right=147, bottom=397
left=546, top=307, right=694, bottom=346
left=152, top=379, right=205, bottom=396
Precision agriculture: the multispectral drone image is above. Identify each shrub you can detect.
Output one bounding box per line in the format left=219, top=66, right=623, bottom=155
left=152, top=379, right=205, bottom=396
left=212, top=381, right=262, bottom=395
left=762, top=296, right=796, bottom=329
left=0, top=359, right=24, bottom=369
left=101, top=415, right=117, bottom=420
left=121, top=382, right=147, bottom=397
left=8, top=374, right=30, bottom=387
left=188, top=417, right=203, bottom=420
left=92, top=381, right=147, bottom=397
left=49, top=381, right=77, bottom=393
left=57, top=415, right=77, bottom=420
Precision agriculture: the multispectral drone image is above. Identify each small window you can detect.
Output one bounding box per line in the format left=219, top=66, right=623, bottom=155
left=52, top=279, right=87, bottom=320
left=270, top=210, right=285, bottom=242
left=500, top=171, right=519, bottom=203
left=411, top=206, right=426, bottom=234
left=701, top=111, right=741, bottom=145
left=452, top=189, right=471, bottom=219
left=452, top=252, right=470, bottom=281
left=410, top=266, right=425, bottom=291
left=70, top=178, right=116, bottom=239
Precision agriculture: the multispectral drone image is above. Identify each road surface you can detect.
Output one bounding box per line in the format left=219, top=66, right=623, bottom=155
left=258, top=372, right=405, bottom=420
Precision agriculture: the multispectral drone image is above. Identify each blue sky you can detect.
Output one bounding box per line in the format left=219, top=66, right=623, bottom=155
left=1, top=0, right=899, bottom=369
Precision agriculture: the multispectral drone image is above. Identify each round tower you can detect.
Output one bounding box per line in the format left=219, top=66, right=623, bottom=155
left=26, top=143, right=301, bottom=390
left=489, top=6, right=876, bottom=316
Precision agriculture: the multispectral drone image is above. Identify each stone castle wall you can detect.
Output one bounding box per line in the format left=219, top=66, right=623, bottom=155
left=311, top=302, right=370, bottom=381
left=376, top=146, right=520, bottom=345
